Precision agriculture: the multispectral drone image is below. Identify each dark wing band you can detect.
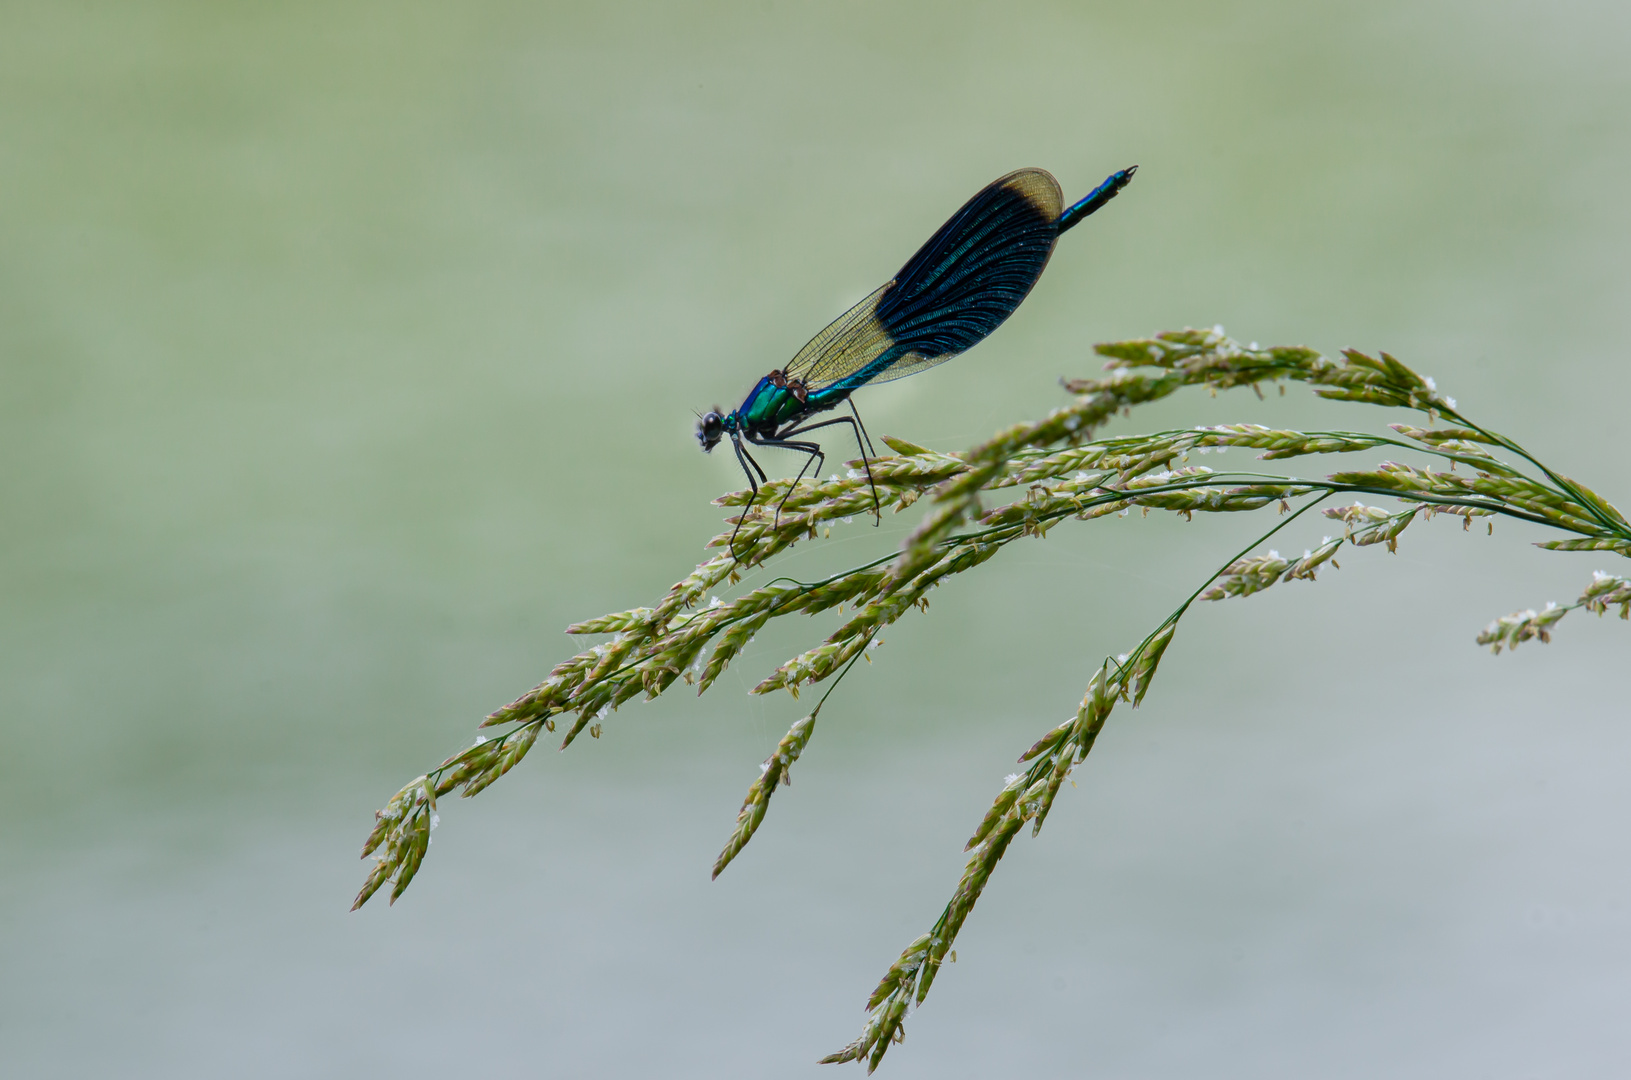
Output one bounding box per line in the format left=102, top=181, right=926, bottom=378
left=788, top=168, right=1065, bottom=391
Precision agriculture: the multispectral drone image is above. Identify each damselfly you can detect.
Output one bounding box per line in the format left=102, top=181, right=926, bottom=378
left=698, top=166, right=1136, bottom=554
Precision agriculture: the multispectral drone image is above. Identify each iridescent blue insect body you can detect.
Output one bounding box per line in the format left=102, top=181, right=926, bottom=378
left=698, top=166, right=1136, bottom=551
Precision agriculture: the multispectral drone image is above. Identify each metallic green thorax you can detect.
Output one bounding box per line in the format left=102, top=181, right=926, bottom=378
left=735, top=375, right=806, bottom=432
left=730, top=370, right=886, bottom=439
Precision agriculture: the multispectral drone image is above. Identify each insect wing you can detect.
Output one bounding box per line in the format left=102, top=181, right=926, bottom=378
left=777, top=281, right=896, bottom=392
left=789, top=169, right=1065, bottom=392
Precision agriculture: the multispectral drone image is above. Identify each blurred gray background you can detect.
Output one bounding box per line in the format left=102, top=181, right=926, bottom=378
left=4, top=1, right=1630, bottom=1076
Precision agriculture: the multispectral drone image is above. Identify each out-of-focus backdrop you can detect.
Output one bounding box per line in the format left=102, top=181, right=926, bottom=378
left=4, top=2, right=1629, bottom=1076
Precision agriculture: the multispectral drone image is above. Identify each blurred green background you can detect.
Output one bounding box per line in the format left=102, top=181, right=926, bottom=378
left=4, top=1, right=1630, bottom=1076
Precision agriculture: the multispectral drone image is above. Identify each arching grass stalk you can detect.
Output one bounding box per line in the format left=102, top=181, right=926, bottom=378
left=816, top=495, right=1331, bottom=1070
left=352, top=328, right=1629, bottom=1072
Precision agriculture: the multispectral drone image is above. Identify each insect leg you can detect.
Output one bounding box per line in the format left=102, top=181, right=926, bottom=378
left=846, top=398, right=879, bottom=460
left=781, top=411, right=881, bottom=526
left=748, top=432, right=825, bottom=529
left=727, top=434, right=765, bottom=558
left=846, top=400, right=881, bottom=526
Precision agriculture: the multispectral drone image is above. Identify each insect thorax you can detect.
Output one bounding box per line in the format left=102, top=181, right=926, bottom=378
left=735, top=370, right=833, bottom=435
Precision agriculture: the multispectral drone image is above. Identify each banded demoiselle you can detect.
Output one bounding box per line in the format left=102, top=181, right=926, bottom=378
left=698, top=165, right=1136, bottom=552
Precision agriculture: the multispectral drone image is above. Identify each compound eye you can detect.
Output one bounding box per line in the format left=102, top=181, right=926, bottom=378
left=696, top=411, right=725, bottom=451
